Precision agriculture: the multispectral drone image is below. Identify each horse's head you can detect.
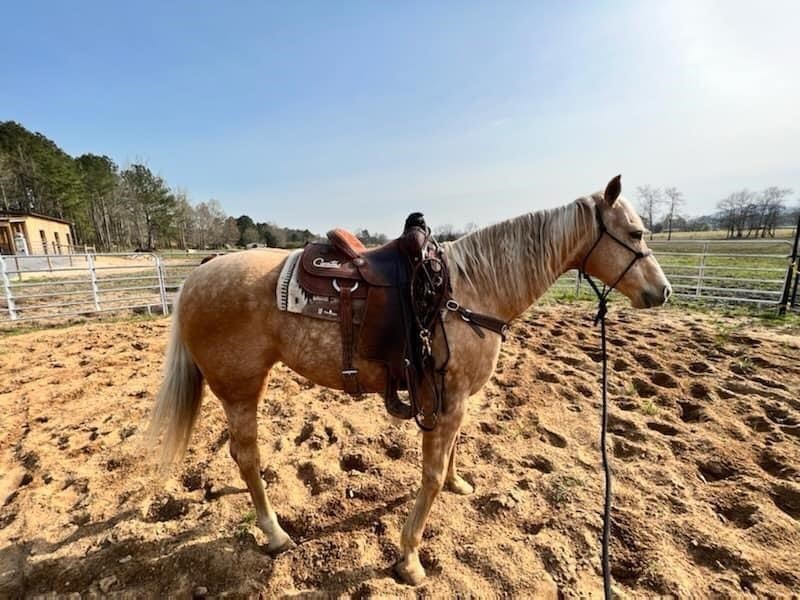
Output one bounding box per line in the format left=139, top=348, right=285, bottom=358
left=581, top=175, right=672, bottom=309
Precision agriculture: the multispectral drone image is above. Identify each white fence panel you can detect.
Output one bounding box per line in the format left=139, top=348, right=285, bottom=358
left=0, top=240, right=795, bottom=326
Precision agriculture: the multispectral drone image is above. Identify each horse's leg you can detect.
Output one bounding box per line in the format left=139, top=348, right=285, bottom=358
left=444, top=433, right=474, bottom=495
left=395, top=401, right=465, bottom=585
left=216, top=376, right=293, bottom=553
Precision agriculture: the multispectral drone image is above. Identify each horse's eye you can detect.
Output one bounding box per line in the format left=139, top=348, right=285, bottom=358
left=631, top=231, right=643, bottom=241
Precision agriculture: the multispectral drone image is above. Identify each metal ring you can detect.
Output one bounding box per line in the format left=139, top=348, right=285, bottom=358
left=445, top=299, right=459, bottom=311
left=332, top=279, right=358, bottom=293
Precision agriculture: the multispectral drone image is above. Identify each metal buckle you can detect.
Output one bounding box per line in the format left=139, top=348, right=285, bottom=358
left=332, top=279, right=359, bottom=293
left=460, top=308, right=473, bottom=322
left=341, top=369, right=359, bottom=376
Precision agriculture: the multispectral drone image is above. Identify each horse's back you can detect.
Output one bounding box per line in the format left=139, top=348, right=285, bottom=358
left=177, top=249, right=291, bottom=370
left=182, top=248, right=289, bottom=304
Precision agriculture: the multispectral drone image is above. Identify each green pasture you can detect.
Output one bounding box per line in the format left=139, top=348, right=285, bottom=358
left=647, top=227, right=794, bottom=241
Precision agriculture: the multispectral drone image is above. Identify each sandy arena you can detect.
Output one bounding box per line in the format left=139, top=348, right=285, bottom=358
left=1, top=304, right=799, bottom=598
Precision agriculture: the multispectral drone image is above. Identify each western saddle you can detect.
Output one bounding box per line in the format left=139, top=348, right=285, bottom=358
left=296, top=213, right=508, bottom=430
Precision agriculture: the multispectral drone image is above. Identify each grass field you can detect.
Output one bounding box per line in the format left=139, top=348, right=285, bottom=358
left=647, top=227, right=794, bottom=241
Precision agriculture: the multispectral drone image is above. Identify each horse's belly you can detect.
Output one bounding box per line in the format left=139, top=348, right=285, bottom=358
left=276, top=312, right=388, bottom=394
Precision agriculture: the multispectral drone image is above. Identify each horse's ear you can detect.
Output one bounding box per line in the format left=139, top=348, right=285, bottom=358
left=604, top=175, right=622, bottom=206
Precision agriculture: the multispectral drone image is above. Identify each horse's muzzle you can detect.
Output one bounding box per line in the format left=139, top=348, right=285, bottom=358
left=640, top=284, right=672, bottom=308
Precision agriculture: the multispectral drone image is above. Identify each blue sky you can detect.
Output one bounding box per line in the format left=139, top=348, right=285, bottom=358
left=2, top=1, right=798, bottom=234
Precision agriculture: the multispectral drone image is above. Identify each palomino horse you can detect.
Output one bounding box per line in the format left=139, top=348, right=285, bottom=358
left=148, top=175, right=671, bottom=585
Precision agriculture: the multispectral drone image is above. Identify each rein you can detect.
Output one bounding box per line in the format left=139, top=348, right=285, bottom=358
left=579, top=209, right=652, bottom=600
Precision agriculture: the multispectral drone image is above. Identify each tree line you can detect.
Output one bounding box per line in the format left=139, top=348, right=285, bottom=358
left=715, top=188, right=795, bottom=239
left=0, top=121, right=316, bottom=251
left=636, top=184, right=797, bottom=239
left=3, top=121, right=796, bottom=250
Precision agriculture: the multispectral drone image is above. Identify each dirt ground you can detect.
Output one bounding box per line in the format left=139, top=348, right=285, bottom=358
left=1, top=304, right=799, bottom=598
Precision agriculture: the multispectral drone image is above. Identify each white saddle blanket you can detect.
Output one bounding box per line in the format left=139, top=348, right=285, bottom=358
left=276, top=249, right=308, bottom=314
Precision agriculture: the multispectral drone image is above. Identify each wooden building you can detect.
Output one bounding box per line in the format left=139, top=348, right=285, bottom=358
left=0, top=211, right=74, bottom=255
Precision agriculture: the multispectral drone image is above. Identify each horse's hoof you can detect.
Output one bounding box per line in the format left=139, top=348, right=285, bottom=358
left=445, top=475, right=474, bottom=495
left=265, top=534, right=295, bottom=556
left=394, top=556, right=426, bottom=586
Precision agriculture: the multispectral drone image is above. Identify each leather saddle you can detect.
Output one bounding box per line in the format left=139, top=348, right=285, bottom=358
left=296, top=213, right=446, bottom=429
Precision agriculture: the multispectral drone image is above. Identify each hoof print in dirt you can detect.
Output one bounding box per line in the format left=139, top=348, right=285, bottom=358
left=475, top=491, right=520, bottom=516
left=182, top=465, right=207, bottom=491
left=538, top=427, right=568, bottom=448
left=70, top=510, right=91, bottom=526
left=297, top=461, right=337, bottom=496
left=520, top=454, right=555, bottom=473
left=758, top=450, right=798, bottom=481
left=770, top=483, right=800, bottom=520
left=385, top=443, right=404, bottom=459
left=295, top=422, right=325, bottom=449
left=697, top=459, right=738, bottom=483
left=340, top=452, right=370, bottom=473
left=260, top=466, right=280, bottom=486
left=147, top=494, right=190, bottom=522
left=380, top=433, right=406, bottom=459
left=119, top=424, right=137, bottom=440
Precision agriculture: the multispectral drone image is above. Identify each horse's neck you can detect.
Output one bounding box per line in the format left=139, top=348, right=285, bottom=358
left=445, top=200, right=595, bottom=321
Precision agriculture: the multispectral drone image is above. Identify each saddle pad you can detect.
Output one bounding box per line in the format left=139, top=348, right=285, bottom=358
left=276, top=249, right=305, bottom=313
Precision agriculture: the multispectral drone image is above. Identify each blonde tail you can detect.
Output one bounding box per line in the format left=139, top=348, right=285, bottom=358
left=147, top=296, right=204, bottom=467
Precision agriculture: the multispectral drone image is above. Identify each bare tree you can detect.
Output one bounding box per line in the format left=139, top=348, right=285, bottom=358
left=663, top=187, right=685, bottom=241
left=222, top=216, right=240, bottom=246
left=0, top=152, right=13, bottom=210
left=172, top=189, right=194, bottom=250
left=636, top=185, right=664, bottom=240
left=756, top=187, right=792, bottom=237
left=192, top=199, right=226, bottom=248
left=717, top=190, right=756, bottom=238
left=717, top=195, right=736, bottom=238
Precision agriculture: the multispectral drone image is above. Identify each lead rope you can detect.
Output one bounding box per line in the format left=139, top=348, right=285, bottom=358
left=579, top=207, right=653, bottom=599
left=581, top=273, right=612, bottom=600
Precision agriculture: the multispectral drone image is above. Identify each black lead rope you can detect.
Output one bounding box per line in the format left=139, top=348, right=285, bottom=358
left=579, top=210, right=653, bottom=600
left=582, top=273, right=613, bottom=600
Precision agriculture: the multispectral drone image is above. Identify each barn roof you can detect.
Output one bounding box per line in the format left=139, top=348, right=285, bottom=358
left=0, top=210, right=73, bottom=225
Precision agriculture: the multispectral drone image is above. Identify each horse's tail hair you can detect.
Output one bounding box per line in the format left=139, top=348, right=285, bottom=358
left=147, top=294, right=204, bottom=468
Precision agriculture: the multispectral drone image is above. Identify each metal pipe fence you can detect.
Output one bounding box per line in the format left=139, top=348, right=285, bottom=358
left=1, top=239, right=797, bottom=326
left=0, top=252, right=174, bottom=324
left=547, top=239, right=796, bottom=309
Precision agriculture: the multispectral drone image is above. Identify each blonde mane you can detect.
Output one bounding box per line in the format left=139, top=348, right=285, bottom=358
left=445, top=196, right=599, bottom=316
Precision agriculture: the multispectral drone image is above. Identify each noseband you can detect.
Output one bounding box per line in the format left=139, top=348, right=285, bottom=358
left=578, top=205, right=652, bottom=600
